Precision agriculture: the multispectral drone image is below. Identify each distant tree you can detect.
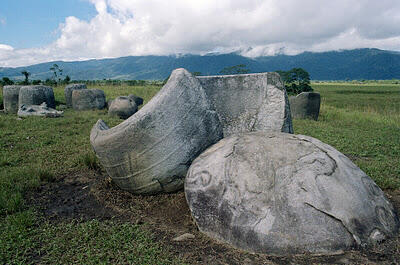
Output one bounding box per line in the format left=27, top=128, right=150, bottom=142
left=219, top=64, right=250, bottom=75
left=21, top=70, right=30, bottom=85
left=191, top=71, right=202, bottom=76
left=32, top=80, right=41, bottom=85
left=277, top=68, right=312, bottom=95
left=64, top=75, right=71, bottom=84
left=50, top=64, right=63, bottom=85
left=1, top=77, right=14, bottom=86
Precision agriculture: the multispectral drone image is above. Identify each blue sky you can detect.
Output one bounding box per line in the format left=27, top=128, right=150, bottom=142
left=0, top=0, right=96, bottom=48
left=0, top=0, right=400, bottom=67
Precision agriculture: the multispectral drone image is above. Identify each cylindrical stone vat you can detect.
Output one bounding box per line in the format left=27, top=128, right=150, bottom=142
left=72, top=89, right=106, bottom=110
left=289, top=92, right=321, bottom=120
left=18, top=85, right=56, bottom=109
left=3, top=85, right=22, bottom=114
left=64, top=83, right=86, bottom=107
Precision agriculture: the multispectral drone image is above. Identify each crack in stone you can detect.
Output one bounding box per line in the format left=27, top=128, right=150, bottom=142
left=304, top=202, right=360, bottom=245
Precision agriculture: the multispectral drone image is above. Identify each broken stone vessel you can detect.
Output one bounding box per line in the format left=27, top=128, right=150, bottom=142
left=18, top=102, right=63, bottom=118
left=185, top=131, right=399, bottom=255
left=289, top=92, right=321, bottom=120
left=2, top=85, right=22, bottom=114
left=72, top=89, right=106, bottom=110
left=65, top=83, right=86, bottom=107
left=18, top=85, right=56, bottom=109
left=197, top=72, right=293, bottom=136
left=90, top=69, right=223, bottom=194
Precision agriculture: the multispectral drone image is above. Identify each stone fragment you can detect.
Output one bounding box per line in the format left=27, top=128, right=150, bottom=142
left=72, top=89, right=106, bottom=110
left=90, top=68, right=223, bottom=195
left=18, top=85, right=56, bottom=109
left=64, top=84, right=86, bottom=107
left=197, top=72, right=293, bottom=136
left=289, top=92, right=321, bottom=120
left=108, top=96, right=138, bottom=119
left=128, top=94, right=144, bottom=106
left=3, top=85, right=21, bottom=114
left=18, top=103, right=63, bottom=118
left=172, top=233, right=195, bottom=242
left=185, top=131, right=399, bottom=255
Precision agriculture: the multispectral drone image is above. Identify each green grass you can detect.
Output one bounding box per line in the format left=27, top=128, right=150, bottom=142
left=294, top=83, right=400, bottom=189
left=0, top=82, right=399, bottom=263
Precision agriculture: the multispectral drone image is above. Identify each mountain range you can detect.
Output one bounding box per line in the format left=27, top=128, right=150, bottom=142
left=1, top=48, right=399, bottom=80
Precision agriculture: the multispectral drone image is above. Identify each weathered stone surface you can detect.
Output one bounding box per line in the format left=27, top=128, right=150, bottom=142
left=185, top=132, right=399, bottom=255
left=18, top=103, right=63, bottom=118
left=289, top=92, right=321, bottom=120
left=197, top=73, right=293, bottom=136
left=172, top=233, right=195, bottom=242
left=108, top=96, right=138, bottom=119
left=18, top=85, right=55, bottom=109
left=64, top=84, right=86, bottom=107
left=72, top=89, right=106, bottom=110
left=128, top=94, right=144, bottom=106
left=3, top=85, right=21, bottom=114
left=90, top=68, right=223, bottom=195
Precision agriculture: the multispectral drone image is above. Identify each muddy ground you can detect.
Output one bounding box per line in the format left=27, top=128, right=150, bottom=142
left=26, top=171, right=400, bottom=264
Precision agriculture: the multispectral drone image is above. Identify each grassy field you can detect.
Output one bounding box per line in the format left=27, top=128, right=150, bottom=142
left=0, top=82, right=399, bottom=264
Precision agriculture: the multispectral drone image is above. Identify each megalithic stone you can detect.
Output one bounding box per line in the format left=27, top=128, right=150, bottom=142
left=3, top=85, right=22, bottom=114
left=65, top=83, right=86, bottom=107
left=289, top=92, right=321, bottom=120
left=18, top=85, right=56, bottom=109
left=90, top=68, right=223, bottom=195
left=197, top=72, right=293, bottom=136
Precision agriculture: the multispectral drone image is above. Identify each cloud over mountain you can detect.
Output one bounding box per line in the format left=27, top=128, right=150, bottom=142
left=1, top=0, right=400, bottom=67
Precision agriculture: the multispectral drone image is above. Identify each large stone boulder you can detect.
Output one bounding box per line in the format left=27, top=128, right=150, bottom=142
left=185, top=131, right=399, bottom=255
left=18, top=103, right=63, bottom=118
left=18, top=85, right=55, bottom=109
left=289, top=92, right=321, bottom=120
left=90, top=68, right=223, bottom=195
left=128, top=94, right=144, bottom=106
left=3, top=85, right=21, bottom=114
left=72, top=89, right=106, bottom=110
left=108, top=96, right=138, bottom=119
left=64, top=84, right=86, bottom=107
left=197, top=72, right=293, bottom=136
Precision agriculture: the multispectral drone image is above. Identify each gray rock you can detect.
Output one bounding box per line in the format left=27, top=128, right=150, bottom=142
left=172, top=233, right=195, bottom=241
left=289, top=92, right=321, bottom=120
left=64, top=84, right=86, bottom=107
left=185, top=131, right=399, bottom=255
left=18, top=85, right=55, bottom=109
left=3, top=85, right=21, bottom=114
left=90, top=68, right=223, bottom=195
left=108, top=96, right=138, bottom=119
left=18, top=103, right=63, bottom=118
left=72, top=89, right=106, bottom=110
left=128, top=94, right=144, bottom=106
left=197, top=72, right=293, bottom=136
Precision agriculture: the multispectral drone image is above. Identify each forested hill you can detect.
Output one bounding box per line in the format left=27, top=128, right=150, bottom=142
left=1, top=48, right=399, bottom=80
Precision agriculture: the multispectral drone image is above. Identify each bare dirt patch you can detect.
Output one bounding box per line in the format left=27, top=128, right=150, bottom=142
left=27, top=171, right=400, bottom=264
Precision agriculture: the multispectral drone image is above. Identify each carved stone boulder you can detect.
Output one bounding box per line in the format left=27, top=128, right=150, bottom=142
left=90, top=68, right=223, bottom=194
left=18, top=85, right=56, bottom=109
left=289, top=92, right=321, bottom=120
left=72, top=89, right=106, bottom=110
left=65, top=84, right=86, bottom=107
left=18, top=103, right=63, bottom=118
left=108, top=96, right=138, bottom=119
left=197, top=72, right=293, bottom=136
left=185, top=131, right=399, bottom=255
left=3, top=85, right=21, bottom=114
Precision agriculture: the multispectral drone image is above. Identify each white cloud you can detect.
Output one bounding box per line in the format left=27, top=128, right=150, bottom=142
left=1, top=0, right=400, bottom=67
